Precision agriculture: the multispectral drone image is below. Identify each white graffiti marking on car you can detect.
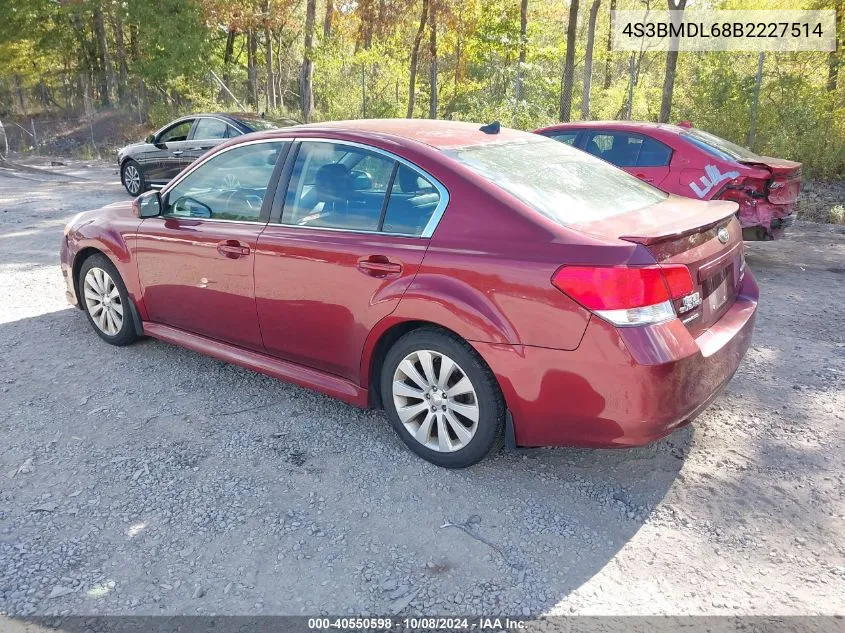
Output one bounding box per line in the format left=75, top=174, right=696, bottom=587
left=689, top=164, right=740, bottom=199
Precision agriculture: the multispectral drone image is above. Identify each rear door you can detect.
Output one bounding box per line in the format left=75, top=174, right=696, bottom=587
left=584, top=131, right=672, bottom=189
left=186, top=117, right=231, bottom=163
left=254, top=139, right=447, bottom=381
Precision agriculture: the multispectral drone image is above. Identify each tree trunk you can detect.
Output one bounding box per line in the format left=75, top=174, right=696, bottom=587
left=93, top=7, right=115, bottom=107
left=747, top=52, right=764, bottom=149
left=220, top=28, right=236, bottom=104
left=357, top=0, right=375, bottom=50
left=658, top=0, right=687, bottom=123
left=514, top=0, right=528, bottom=121
left=827, top=0, right=842, bottom=92
left=300, top=0, right=317, bottom=122
left=110, top=6, right=128, bottom=104
left=264, top=0, right=276, bottom=111
left=428, top=0, right=438, bottom=119
left=247, top=29, right=259, bottom=109
left=603, top=0, right=616, bottom=89
left=580, top=0, right=601, bottom=120
left=323, top=0, right=334, bottom=38
left=406, top=0, right=429, bottom=118
left=559, top=0, right=579, bottom=121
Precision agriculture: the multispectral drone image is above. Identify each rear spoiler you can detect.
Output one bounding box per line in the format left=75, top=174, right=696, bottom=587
left=619, top=200, right=737, bottom=246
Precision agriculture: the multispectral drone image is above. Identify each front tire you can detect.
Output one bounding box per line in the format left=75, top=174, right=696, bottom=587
left=380, top=328, right=505, bottom=468
left=78, top=254, right=138, bottom=346
left=121, top=159, right=146, bottom=196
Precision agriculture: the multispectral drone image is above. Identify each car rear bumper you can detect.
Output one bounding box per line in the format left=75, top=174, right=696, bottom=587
left=473, top=270, right=759, bottom=448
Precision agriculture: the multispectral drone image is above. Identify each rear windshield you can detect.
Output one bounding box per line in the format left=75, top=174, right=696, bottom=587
left=682, top=128, right=758, bottom=162
left=443, top=137, right=666, bottom=225
left=237, top=117, right=280, bottom=131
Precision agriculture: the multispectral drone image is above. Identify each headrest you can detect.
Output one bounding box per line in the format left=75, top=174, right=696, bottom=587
left=314, top=163, right=351, bottom=200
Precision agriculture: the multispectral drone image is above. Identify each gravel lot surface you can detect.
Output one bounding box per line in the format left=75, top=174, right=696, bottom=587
left=1, top=157, right=843, bottom=618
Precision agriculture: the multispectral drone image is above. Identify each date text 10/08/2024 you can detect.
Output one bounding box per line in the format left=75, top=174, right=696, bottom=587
left=308, top=617, right=527, bottom=630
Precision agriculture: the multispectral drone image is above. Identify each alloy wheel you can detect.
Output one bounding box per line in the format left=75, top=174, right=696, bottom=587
left=124, top=164, right=141, bottom=194
left=83, top=267, right=124, bottom=336
left=392, top=349, right=479, bottom=452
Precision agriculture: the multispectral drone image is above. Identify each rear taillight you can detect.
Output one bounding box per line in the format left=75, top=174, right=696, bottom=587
left=551, top=264, right=694, bottom=327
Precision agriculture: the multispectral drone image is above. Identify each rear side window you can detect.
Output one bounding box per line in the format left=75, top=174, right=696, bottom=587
left=282, top=141, right=441, bottom=236
left=544, top=131, right=578, bottom=146
left=193, top=118, right=229, bottom=140
left=381, top=164, right=440, bottom=235
left=585, top=132, right=671, bottom=167
left=445, top=137, right=666, bottom=225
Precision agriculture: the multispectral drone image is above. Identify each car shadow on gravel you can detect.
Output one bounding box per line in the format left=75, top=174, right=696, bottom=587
left=1, top=307, right=691, bottom=617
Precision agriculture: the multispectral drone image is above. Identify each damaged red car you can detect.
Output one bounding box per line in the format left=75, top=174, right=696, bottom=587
left=61, top=120, right=757, bottom=468
left=535, top=121, right=801, bottom=240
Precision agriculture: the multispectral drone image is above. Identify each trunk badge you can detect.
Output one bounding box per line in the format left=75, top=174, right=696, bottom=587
left=717, top=227, right=730, bottom=244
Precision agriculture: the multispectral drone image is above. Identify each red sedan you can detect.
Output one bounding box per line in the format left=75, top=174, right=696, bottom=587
left=535, top=121, right=801, bottom=241
left=61, top=120, right=758, bottom=468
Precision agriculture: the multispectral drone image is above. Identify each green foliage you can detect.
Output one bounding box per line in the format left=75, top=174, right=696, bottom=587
left=0, top=0, right=842, bottom=177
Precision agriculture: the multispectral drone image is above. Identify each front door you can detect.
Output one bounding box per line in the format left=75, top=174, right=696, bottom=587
left=136, top=139, right=290, bottom=350
left=148, top=118, right=195, bottom=183
left=255, top=140, right=446, bottom=381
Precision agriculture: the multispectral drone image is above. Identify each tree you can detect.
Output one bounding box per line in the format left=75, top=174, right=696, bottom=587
left=580, top=0, right=600, bottom=120
left=407, top=0, right=429, bottom=118
left=300, top=0, right=316, bottom=121
left=602, top=0, right=616, bottom=89
left=658, top=0, right=687, bottom=123
left=514, top=0, right=528, bottom=118
left=428, top=0, right=438, bottom=119
left=559, top=0, right=579, bottom=121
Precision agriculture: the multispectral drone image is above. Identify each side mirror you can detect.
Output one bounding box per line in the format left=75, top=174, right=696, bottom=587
left=145, top=134, right=155, bottom=144
left=133, top=191, right=162, bottom=218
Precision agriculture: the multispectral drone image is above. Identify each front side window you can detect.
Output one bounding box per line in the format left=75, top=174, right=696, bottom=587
left=159, top=120, right=193, bottom=143
left=282, top=142, right=442, bottom=236
left=164, top=141, right=286, bottom=222
left=193, top=118, right=229, bottom=140
left=444, top=136, right=666, bottom=226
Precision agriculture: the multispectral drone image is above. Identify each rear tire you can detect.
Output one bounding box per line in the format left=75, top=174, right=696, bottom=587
left=380, top=327, right=504, bottom=468
left=78, top=254, right=138, bottom=346
left=121, top=159, right=146, bottom=196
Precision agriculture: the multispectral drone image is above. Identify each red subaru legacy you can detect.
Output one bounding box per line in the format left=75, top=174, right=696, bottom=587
left=61, top=120, right=758, bottom=468
left=535, top=121, right=801, bottom=241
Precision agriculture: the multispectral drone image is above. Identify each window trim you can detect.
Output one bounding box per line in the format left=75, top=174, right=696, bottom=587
left=159, top=137, right=292, bottom=225
left=273, top=138, right=450, bottom=239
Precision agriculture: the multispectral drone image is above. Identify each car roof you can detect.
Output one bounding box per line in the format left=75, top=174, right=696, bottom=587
left=283, top=119, right=537, bottom=149
left=537, top=120, right=690, bottom=135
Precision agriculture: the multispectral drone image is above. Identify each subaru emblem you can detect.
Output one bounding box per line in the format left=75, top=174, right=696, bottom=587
left=717, top=227, right=730, bottom=244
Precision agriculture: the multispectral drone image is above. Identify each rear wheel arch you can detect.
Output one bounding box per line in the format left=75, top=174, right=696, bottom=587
left=365, top=319, right=503, bottom=409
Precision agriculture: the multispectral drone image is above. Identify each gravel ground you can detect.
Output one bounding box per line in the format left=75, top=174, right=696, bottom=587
left=0, top=158, right=843, bottom=618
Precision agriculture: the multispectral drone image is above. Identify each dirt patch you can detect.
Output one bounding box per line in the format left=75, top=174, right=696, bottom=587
left=3, top=110, right=147, bottom=160
left=796, top=179, right=845, bottom=224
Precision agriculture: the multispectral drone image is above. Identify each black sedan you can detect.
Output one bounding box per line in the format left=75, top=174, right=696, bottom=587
left=117, top=113, right=295, bottom=196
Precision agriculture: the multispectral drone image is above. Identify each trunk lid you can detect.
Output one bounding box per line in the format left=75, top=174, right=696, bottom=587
left=575, top=195, right=744, bottom=336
